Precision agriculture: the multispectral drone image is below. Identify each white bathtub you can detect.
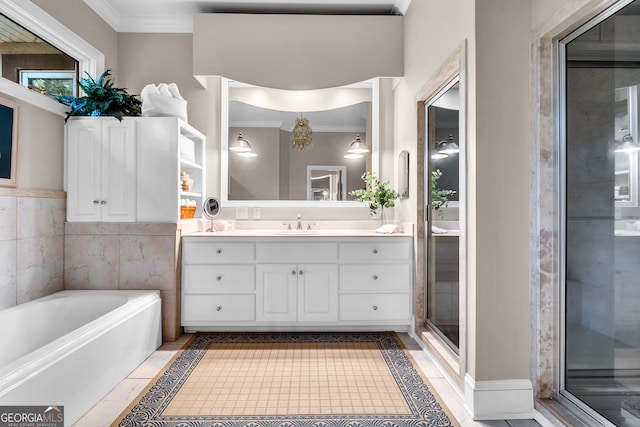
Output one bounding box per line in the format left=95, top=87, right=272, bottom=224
left=0, top=290, right=162, bottom=426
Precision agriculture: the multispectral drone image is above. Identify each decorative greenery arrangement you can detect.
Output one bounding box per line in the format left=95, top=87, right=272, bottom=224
left=431, top=169, right=456, bottom=212
left=53, top=70, right=142, bottom=122
left=351, top=172, right=399, bottom=217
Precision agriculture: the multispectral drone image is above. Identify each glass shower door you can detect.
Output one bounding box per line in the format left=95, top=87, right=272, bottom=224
left=563, top=1, right=640, bottom=423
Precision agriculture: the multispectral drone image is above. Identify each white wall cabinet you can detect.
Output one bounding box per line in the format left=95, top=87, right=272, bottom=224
left=66, top=118, right=136, bottom=222
left=65, top=117, right=205, bottom=223
left=182, top=236, right=412, bottom=332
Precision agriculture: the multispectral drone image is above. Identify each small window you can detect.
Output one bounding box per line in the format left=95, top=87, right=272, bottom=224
left=0, top=13, right=78, bottom=97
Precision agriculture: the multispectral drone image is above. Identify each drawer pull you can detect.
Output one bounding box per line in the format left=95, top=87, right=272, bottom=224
left=291, top=270, right=297, bottom=275
left=299, top=270, right=303, bottom=275
left=216, top=249, right=222, bottom=254
left=101, top=200, right=107, bottom=205
left=216, top=276, right=222, bottom=281
left=373, top=305, right=378, bottom=311
left=373, top=249, right=378, bottom=254
left=216, top=306, right=222, bottom=311
left=373, top=275, right=378, bottom=280
left=93, top=200, right=100, bottom=205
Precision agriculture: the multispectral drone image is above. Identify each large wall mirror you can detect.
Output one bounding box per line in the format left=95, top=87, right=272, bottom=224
left=221, top=79, right=379, bottom=207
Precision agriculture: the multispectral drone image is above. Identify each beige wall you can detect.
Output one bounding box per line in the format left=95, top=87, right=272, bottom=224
left=474, top=0, right=531, bottom=381
left=116, top=33, right=220, bottom=201
left=400, top=0, right=532, bottom=383
left=33, top=0, right=118, bottom=76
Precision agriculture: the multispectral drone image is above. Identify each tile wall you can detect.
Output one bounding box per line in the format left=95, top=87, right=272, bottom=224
left=0, top=191, right=66, bottom=310
left=65, top=222, right=183, bottom=341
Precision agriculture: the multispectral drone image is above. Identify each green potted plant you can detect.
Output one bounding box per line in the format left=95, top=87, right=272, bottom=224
left=53, top=69, right=142, bottom=122
left=431, top=169, right=456, bottom=217
left=351, top=172, right=399, bottom=224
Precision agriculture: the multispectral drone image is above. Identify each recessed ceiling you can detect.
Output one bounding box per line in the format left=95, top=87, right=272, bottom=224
left=83, top=0, right=412, bottom=33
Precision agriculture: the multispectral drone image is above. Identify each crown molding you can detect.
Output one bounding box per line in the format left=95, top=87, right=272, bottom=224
left=83, top=0, right=120, bottom=31
left=394, top=0, right=411, bottom=15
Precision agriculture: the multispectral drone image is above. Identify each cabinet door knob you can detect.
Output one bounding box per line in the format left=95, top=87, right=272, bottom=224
left=373, top=249, right=378, bottom=254
left=216, top=306, right=222, bottom=311
left=373, top=275, right=378, bottom=280
left=216, top=249, right=222, bottom=254
left=373, top=305, right=378, bottom=311
left=298, top=270, right=303, bottom=275
left=101, top=200, right=107, bottom=205
left=93, top=200, right=100, bottom=205
left=216, top=276, right=222, bottom=281
left=291, top=270, right=297, bottom=275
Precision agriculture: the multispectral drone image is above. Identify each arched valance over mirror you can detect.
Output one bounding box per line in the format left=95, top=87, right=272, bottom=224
left=193, top=14, right=403, bottom=90
left=221, top=79, right=379, bottom=207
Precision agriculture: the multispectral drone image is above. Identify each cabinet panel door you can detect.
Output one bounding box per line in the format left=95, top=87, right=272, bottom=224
left=101, top=121, right=136, bottom=222
left=297, top=264, right=338, bottom=322
left=256, top=264, right=297, bottom=321
left=66, top=121, right=102, bottom=222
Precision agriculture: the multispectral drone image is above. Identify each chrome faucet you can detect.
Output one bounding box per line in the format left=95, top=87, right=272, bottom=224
left=296, top=214, right=303, bottom=231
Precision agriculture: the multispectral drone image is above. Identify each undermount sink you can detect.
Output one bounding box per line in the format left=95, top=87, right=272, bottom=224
left=272, top=230, right=321, bottom=235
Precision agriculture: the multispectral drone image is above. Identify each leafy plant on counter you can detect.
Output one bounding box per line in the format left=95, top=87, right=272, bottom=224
left=53, top=69, right=142, bottom=122
left=431, top=168, right=456, bottom=212
left=350, top=172, right=399, bottom=216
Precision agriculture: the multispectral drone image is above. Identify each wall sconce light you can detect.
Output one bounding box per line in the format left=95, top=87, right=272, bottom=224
left=292, top=116, right=312, bottom=151
left=230, top=133, right=252, bottom=152
left=614, top=134, right=640, bottom=153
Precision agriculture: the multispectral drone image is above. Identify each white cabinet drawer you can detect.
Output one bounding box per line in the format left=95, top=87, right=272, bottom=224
left=339, top=293, right=410, bottom=321
left=183, top=241, right=255, bottom=263
left=183, top=265, right=255, bottom=293
left=339, top=241, right=411, bottom=262
left=340, top=264, right=411, bottom=292
left=183, top=294, right=255, bottom=322
left=256, top=242, right=338, bottom=262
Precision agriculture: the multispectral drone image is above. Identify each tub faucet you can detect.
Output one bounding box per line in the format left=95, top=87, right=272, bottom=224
left=296, top=214, right=303, bottom=231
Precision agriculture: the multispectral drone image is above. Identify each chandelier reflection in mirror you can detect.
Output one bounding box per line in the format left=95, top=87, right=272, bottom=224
left=292, top=116, right=313, bottom=151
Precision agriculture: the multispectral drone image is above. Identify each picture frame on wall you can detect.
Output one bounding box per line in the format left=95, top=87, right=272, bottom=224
left=0, top=97, right=19, bottom=187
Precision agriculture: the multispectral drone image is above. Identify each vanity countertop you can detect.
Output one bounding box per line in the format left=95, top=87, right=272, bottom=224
left=184, top=229, right=413, bottom=238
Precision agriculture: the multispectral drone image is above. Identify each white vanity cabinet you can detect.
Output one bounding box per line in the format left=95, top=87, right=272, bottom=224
left=181, top=235, right=413, bottom=332
left=257, top=263, right=339, bottom=322
left=66, top=118, right=136, bottom=222
left=65, top=117, right=205, bottom=223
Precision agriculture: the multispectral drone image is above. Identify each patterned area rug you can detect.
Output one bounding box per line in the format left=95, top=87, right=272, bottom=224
left=112, top=332, right=459, bottom=427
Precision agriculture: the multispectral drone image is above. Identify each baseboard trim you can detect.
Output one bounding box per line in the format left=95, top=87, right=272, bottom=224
left=464, top=374, right=535, bottom=420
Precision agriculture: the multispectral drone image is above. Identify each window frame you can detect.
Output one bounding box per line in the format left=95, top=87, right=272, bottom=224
left=0, top=0, right=105, bottom=116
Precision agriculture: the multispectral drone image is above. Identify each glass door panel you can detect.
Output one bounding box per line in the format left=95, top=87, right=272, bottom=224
left=425, top=80, right=461, bottom=353
left=563, top=1, right=640, bottom=423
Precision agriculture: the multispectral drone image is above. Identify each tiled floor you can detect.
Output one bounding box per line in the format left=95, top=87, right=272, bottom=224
left=73, top=333, right=541, bottom=427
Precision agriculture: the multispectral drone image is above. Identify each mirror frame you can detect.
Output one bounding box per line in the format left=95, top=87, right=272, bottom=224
left=220, top=77, right=379, bottom=207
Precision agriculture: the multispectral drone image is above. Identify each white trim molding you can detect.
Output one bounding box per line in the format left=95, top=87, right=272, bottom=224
left=394, top=0, right=412, bottom=15
left=0, top=0, right=105, bottom=114
left=464, top=375, right=535, bottom=420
